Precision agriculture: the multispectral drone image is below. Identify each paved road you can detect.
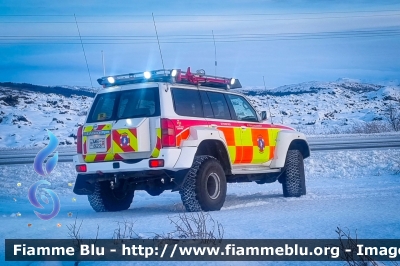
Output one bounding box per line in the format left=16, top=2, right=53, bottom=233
left=0, top=135, right=399, bottom=165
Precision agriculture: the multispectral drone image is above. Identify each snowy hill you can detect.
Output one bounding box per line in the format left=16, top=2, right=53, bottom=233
left=0, top=83, right=95, bottom=148
left=240, top=80, right=400, bottom=134
left=0, top=80, right=399, bottom=148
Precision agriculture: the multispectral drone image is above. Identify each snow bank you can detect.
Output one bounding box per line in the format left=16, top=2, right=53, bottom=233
left=1, top=149, right=399, bottom=198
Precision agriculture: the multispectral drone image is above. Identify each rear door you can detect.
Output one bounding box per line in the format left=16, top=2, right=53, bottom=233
left=201, top=91, right=243, bottom=164
left=82, top=85, right=161, bottom=162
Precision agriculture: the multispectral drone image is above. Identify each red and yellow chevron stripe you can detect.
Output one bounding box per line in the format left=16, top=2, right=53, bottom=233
left=112, top=128, right=138, bottom=153
left=83, top=124, right=124, bottom=162
left=150, top=128, right=161, bottom=158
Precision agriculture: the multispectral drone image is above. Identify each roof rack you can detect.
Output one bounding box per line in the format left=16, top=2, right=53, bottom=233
left=97, top=67, right=241, bottom=89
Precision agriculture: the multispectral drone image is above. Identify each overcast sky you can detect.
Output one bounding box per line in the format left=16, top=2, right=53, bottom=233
left=0, top=0, right=399, bottom=88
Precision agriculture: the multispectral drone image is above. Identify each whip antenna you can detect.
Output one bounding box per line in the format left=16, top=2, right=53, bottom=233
left=74, top=14, right=93, bottom=88
left=152, top=13, right=165, bottom=74
left=263, top=76, right=273, bottom=124
left=101, top=50, right=106, bottom=76
left=212, top=30, right=217, bottom=76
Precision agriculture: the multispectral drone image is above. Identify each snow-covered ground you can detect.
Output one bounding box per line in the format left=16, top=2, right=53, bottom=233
left=241, top=80, right=400, bottom=134
left=1, top=79, right=399, bottom=148
left=1, top=79, right=399, bottom=265
left=1, top=149, right=399, bottom=265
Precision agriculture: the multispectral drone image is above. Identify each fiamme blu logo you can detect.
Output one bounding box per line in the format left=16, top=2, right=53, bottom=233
left=28, top=130, right=60, bottom=220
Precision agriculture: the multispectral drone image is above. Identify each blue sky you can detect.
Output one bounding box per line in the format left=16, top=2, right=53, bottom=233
left=0, top=0, right=399, bottom=88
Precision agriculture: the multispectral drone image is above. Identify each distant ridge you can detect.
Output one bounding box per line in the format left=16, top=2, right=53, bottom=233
left=240, top=80, right=384, bottom=97
left=0, top=82, right=96, bottom=98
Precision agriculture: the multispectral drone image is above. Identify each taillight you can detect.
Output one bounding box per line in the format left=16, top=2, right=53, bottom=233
left=149, top=159, right=164, bottom=168
left=76, top=164, right=87, bottom=172
left=77, top=126, right=83, bottom=154
left=161, top=118, right=176, bottom=147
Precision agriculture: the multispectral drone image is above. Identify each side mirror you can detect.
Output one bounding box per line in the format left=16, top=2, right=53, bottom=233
left=261, top=111, right=267, bottom=121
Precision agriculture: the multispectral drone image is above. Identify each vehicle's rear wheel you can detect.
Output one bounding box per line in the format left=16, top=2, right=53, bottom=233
left=180, top=156, right=227, bottom=212
left=88, top=180, right=134, bottom=212
left=282, top=149, right=306, bottom=197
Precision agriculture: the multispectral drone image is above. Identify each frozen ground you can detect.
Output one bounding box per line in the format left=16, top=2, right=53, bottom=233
left=1, top=80, right=399, bottom=148
left=0, top=149, right=399, bottom=265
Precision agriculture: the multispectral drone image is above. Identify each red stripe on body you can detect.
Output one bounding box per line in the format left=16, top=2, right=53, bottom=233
left=94, top=154, right=106, bottom=161
left=241, top=146, right=254, bottom=163
left=114, top=153, right=123, bottom=160
left=96, top=125, right=105, bottom=130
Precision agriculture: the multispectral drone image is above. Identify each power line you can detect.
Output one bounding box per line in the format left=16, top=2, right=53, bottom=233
left=0, top=33, right=398, bottom=45
left=1, top=13, right=399, bottom=24
left=1, top=28, right=399, bottom=42
left=1, top=9, right=400, bottom=17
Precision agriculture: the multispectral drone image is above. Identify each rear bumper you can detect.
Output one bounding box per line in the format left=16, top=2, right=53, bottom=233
left=73, top=148, right=182, bottom=174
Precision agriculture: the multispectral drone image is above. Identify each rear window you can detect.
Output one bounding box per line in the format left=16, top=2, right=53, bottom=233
left=171, top=88, right=203, bottom=117
left=87, top=87, right=160, bottom=123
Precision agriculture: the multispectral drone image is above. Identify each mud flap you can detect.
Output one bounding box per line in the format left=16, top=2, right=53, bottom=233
left=171, top=169, right=190, bottom=192
left=73, top=174, right=97, bottom=195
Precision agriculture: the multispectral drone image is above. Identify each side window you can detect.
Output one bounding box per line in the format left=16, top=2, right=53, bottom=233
left=206, top=91, right=231, bottom=120
left=171, top=88, right=203, bottom=117
left=199, top=91, right=214, bottom=118
left=227, top=94, right=258, bottom=122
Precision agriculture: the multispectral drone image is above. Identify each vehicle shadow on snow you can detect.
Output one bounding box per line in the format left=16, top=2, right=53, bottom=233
left=76, top=192, right=296, bottom=217
left=223, top=192, right=285, bottom=209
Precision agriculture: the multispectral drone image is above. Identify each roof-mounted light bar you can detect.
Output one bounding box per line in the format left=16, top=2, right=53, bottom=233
left=97, top=67, right=242, bottom=89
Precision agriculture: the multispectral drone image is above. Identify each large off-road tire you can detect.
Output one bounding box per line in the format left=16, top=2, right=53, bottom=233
left=282, top=149, right=306, bottom=197
left=180, top=156, right=227, bottom=212
left=88, top=180, right=134, bottom=212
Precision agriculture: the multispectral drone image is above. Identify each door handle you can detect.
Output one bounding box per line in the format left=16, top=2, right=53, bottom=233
left=210, top=124, right=218, bottom=128
left=241, top=126, right=247, bottom=130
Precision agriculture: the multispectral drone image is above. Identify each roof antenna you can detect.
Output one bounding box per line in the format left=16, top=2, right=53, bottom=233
left=212, top=30, right=217, bottom=76
left=101, top=50, right=106, bottom=76
left=263, top=76, right=273, bottom=124
left=74, top=14, right=93, bottom=88
left=152, top=13, right=166, bottom=74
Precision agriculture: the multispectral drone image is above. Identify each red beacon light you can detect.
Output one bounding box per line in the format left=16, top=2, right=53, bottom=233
left=97, top=67, right=241, bottom=89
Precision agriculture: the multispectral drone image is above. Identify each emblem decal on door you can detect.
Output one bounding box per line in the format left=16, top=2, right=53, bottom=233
left=257, top=135, right=265, bottom=153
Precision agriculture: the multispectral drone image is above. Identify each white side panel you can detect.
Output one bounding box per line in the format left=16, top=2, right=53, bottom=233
left=270, top=130, right=308, bottom=169
left=136, top=118, right=150, bottom=152
left=173, top=147, right=198, bottom=169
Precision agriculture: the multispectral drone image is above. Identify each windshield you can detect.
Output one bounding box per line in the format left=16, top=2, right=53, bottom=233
left=87, top=87, right=160, bottom=123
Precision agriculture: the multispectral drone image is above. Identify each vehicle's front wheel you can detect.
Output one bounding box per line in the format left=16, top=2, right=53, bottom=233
left=88, top=180, right=134, bottom=212
left=180, top=156, right=227, bottom=212
left=281, top=149, right=306, bottom=197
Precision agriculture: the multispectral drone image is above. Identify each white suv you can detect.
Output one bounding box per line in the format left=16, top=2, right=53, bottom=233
left=73, top=68, right=310, bottom=212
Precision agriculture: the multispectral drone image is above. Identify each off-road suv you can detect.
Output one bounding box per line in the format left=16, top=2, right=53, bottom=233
left=73, top=67, right=309, bottom=212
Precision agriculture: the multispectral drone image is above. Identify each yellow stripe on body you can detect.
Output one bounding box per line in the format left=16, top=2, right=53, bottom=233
left=150, top=128, right=161, bottom=158
left=268, top=128, right=280, bottom=146
left=240, top=128, right=253, bottom=146
left=227, top=146, right=236, bottom=164
left=83, top=125, right=94, bottom=132
left=251, top=146, right=271, bottom=164
left=104, top=153, right=115, bottom=161
left=84, top=154, right=96, bottom=163
left=233, top=127, right=242, bottom=145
